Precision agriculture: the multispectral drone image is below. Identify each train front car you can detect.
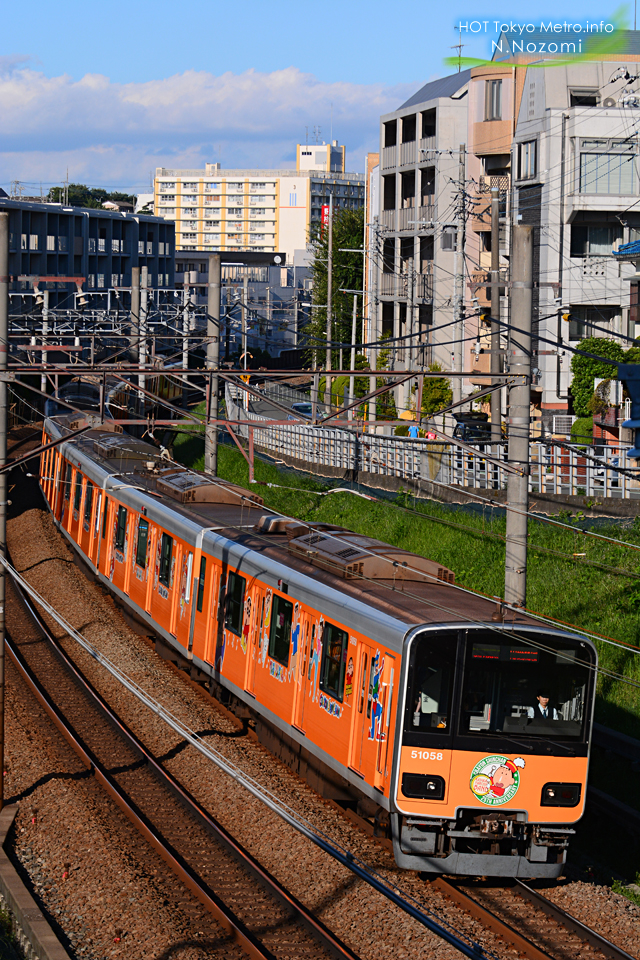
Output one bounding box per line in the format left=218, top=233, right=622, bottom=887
left=392, top=623, right=596, bottom=877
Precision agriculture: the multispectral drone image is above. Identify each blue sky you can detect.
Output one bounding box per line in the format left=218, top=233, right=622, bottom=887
left=0, top=0, right=631, bottom=191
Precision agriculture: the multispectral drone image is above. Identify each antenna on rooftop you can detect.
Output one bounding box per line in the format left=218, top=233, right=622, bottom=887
left=451, top=25, right=466, bottom=73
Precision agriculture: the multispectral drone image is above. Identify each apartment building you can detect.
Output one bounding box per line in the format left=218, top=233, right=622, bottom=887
left=1, top=198, right=174, bottom=308
left=154, top=143, right=364, bottom=265
left=373, top=72, right=471, bottom=413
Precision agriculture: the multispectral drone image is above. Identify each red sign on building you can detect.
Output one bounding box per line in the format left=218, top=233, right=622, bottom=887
left=321, top=204, right=330, bottom=234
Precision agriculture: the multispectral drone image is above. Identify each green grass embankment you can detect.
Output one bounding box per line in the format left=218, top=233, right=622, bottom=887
left=172, top=419, right=640, bottom=740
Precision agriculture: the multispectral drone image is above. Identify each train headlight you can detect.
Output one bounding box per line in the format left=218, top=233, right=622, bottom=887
left=401, top=773, right=446, bottom=800
left=541, top=782, right=581, bottom=806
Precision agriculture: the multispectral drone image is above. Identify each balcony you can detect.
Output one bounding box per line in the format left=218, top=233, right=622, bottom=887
left=380, top=273, right=396, bottom=296
left=418, top=136, right=436, bottom=159
left=381, top=145, right=396, bottom=169
left=415, top=269, right=433, bottom=301
left=399, top=140, right=416, bottom=167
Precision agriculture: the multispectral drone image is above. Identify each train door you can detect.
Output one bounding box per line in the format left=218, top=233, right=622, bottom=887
left=292, top=613, right=313, bottom=731
left=349, top=645, right=395, bottom=786
left=244, top=583, right=264, bottom=696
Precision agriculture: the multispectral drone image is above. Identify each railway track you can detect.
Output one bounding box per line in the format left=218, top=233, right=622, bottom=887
left=4, top=567, right=361, bottom=960
left=430, top=877, right=636, bottom=960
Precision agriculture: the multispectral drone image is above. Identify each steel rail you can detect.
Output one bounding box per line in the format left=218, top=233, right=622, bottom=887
left=514, top=880, right=637, bottom=960
left=6, top=573, right=361, bottom=960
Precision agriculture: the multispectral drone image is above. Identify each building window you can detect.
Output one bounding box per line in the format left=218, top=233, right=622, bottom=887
left=183, top=182, right=198, bottom=189
left=182, top=195, right=198, bottom=204
left=570, top=89, right=600, bottom=106
left=159, top=182, right=175, bottom=190
left=567, top=305, right=618, bottom=341
left=319, top=622, right=349, bottom=702
left=570, top=223, right=622, bottom=257
left=159, top=533, right=172, bottom=587
left=580, top=151, right=635, bottom=194
left=517, top=140, right=537, bottom=180
left=485, top=79, right=502, bottom=120
left=269, top=594, right=293, bottom=666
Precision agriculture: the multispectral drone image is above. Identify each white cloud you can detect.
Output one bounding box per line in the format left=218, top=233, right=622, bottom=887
left=0, top=64, right=416, bottom=189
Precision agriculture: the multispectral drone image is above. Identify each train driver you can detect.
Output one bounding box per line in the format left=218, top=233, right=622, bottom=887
left=527, top=691, right=559, bottom=722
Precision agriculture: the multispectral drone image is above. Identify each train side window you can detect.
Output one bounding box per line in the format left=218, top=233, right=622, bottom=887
left=136, top=519, right=149, bottom=568
left=308, top=625, right=316, bottom=679
left=102, top=497, right=109, bottom=539
left=73, top=472, right=83, bottom=511
left=159, top=532, right=172, bottom=586
left=115, top=505, right=127, bottom=552
left=64, top=463, right=72, bottom=499
left=358, top=653, right=368, bottom=713
left=224, top=571, right=245, bottom=635
left=196, top=557, right=207, bottom=612
left=319, top=621, right=349, bottom=702
left=269, top=594, right=293, bottom=666
left=84, top=483, right=93, bottom=524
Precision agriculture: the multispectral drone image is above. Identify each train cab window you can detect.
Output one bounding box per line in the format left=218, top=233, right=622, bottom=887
left=136, top=519, right=149, bottom=568
left=404, top=632, right=456, bottom=736
left=84, top=483, right=93, bottom=524
left=459, top=633, right=592, bottom=740
left=224, top=571, right=245, bottom=635
left=102, top=498, right=109, bottom=539
left=64, top=463, right=72, bottom=499
left=159, top=533, right=172, bottom=586
left=196, top=557, right=207, bottom=612
left=269, top=594, right=293, bottom=666
left=115, top=506, right=127, bottom=553
left=319, top=622, right=349, bottom=702
left=73, top=472, right=83, bottom=511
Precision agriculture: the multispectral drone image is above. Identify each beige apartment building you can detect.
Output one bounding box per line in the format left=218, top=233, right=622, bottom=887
left=154, top=142, right=363, bottom=265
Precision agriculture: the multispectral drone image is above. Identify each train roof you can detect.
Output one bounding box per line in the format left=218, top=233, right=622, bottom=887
left=45, top=414, right=570, bottom=648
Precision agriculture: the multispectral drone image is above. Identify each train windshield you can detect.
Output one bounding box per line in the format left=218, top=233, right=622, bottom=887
left=459, top=633, right=593, bottom=740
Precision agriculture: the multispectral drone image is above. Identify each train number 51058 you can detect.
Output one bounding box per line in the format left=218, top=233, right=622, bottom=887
left=410, top=750, right=443, bottom=760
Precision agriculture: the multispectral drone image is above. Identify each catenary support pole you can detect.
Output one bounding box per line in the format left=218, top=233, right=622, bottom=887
left=490, top=187, right=501, bottom=443
left=130, top=267, right=140, bottom=363
left=325, top=192, right=333, bottom=407
left=205, top=254, right=221, bottom=476
left=0, top=212, right=8, bottom=810
left=41, top=290, right=49, bottom=397
left=139, top=266, right=148, bottom=399
left=348, top=294, right=357, bottom=422
left=504, top=225, right=533, bottom=607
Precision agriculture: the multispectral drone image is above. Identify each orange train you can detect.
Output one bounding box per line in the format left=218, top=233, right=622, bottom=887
left=39, top=413, right=597, bottom=878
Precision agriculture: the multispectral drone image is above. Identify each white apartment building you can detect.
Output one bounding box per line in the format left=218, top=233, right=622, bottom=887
left=154, top=143, right=364, bottom=265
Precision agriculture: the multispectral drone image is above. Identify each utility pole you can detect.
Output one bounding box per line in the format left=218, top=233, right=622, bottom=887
left=348, top=294, right=357, bottom=422
left=139, top=266, right=148, bottom=399
left=504, top=225, right=533, bottom=607
left=490, top=187, right=501, bottom=443
left=326, top=192, right=333, bottom=407
left=0, top=212, right=8, bottom=811
left=205, top=254, right=221, bottom=476
left=368, top=217, right=378, bottom=429
left=452, top=145, right=466, bottom=405
left=130, top=266, right=140, bottom=363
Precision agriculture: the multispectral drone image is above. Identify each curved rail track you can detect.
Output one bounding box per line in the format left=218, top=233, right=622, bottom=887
left=5, top=567, right=362, bottom=960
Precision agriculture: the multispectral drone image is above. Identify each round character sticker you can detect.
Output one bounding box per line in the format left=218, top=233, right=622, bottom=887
left=469, top=755, right=525, bottom=806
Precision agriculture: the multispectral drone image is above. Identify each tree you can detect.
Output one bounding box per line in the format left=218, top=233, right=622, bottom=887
left=420, top=362, right=452, bottom=417
left=306, top=209, right=364, bottom=367
left=48, top=183, right=136, bottom=209
left=569, top=337, right=624, bottom=417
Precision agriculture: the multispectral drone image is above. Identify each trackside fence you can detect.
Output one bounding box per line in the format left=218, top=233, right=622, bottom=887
left=226, top=385, right=640, bottom=499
